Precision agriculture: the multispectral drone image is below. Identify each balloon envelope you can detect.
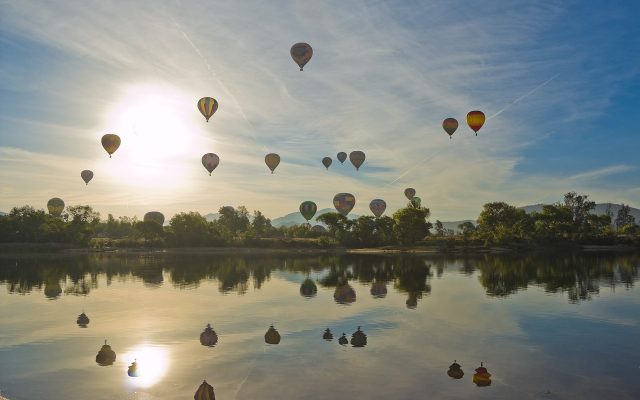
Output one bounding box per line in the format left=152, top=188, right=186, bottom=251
left=410, top=196, right=422, bottom=208
left=404, top=188, right=416, bottom=200
left=322, top=157, right=332, bottom=170
left=47, top=198, right=65, bottom=217
left=349, top=151, right=365, bottom=171
left=369, top=199, right=386, bottom=218
left=442, top=118, right=458, bottom=138
left=299, top=201, right=317, bottom=221
left=81, top=170, right=93, bottom=185
left=202, top=153, right=220, bottom=175
left=143, top=211, right=165, bottom=226
left=290, top=42, right=313, bottom=71
left=101, top=134, right=121, bottom=157
left=337, top=152, right=347, bottom=163
left=194, top=380, right=216, bottom=400
left=467, top=110, right=485, bottom=135
left=265, top=153, right=280, bottom=173
left=333, top=193, right=355, bottom=216
left=197, top=97, right=219, bottom=122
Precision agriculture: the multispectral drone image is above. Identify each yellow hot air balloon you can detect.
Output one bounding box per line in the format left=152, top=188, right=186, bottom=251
left=349, top=151, right=365, bottom=171
left=290, top=42, right=313, bottom=71
left=442, top=118, right=458, bottom=139
left=194, top=380, right=216, bottom=400
left=265, top=153, right=280, bottom=173
left=101, top=134, right=121, bottom=158
left=197, top=97, right=219, bottom=122
left=81, top=170, right=93, bottom=185
left=467, top=111, right=485, bottom=136
left=47, top=198, right=65, bottom=217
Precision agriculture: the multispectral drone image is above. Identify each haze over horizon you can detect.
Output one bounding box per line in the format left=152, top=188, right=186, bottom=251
left=1, top=1, right=639, bottom=221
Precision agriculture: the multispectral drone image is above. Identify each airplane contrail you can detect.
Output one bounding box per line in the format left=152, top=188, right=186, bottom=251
left=488, top=73, right=559, bottom=120
left=386, top=74, right=559, bottom=186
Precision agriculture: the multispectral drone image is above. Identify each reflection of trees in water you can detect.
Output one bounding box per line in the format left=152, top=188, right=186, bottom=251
left=0, top=253, right=637, bottom=304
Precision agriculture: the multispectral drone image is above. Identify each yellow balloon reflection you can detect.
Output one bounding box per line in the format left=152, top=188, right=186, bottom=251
left=122, top=345, right=169, bottom=388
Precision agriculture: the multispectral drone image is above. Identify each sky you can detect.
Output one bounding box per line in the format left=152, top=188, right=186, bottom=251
left=0, top=0, right=639, bottom=221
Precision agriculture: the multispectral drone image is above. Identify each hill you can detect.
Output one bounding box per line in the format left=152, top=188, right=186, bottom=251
left=271, top=208, right=359, bottom=227
left=520, top=203, right=639, bottom=222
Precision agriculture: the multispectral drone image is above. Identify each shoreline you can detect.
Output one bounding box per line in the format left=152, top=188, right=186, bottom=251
left=0, top=243, right=637, bottom=256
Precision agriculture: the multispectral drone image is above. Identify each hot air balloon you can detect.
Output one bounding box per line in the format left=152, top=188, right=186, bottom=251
left=202, top=153, right=220, bottom=176
left=300, top=278, right=317, bottom=298
left=333, top=193, right=355, bottom=217
left=410, top=196, right=422, bottom=209
left=77, top=312, right=89, bottom=327
left=404, top=188, right=416, bottom=200
left=467, top=110, right=485, bottom=136
left=200, top=323, right=218, bottom=347
left=143, top=211, right=165, bottom=226
left=369, top=199, right=386, bottom=218
left=101, top=134, right=121, bottom=158
left=81, top=170, right=93, bottom=185
left=350, top=326, right=367, bottom=348
left=338, top=333, right=348, bottom=346
left=322, top=328, right=333, bottom=341
left=265, top=325, right=281, bottom=344
left=442, top=118, right=458, bottom=139
left=290, top=42, right=313, bottom=71
left=47, top=198, right=65, bottom=217
left=322, top=157, right=332, bottom=170
left=337, top=152, right=347, bottom=163
left=299, top=201, right=317, bottom=221
left=265, top=153, right=280, bottom=173
left=95, top=340, right=117, bottom=366
left=194, top=380, right=216, bottom=400
left=473, top=362, right=492, bottom=387
left=197, top=97, right=219, bottom=122
left=447, top=360, right=464, bottom=379
left=128, top=360, right=139, bottom=377
left=312, top=224, right=327, bottom=233
left=349, top=151, right=365, bottom=171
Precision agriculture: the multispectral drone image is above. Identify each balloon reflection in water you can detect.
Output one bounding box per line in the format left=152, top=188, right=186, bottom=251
left=338, top=333, right=348, bottom=346
left=122, top=345, right=169, bottom=388
left=350, top=326, right=367, bottom=348
left=473, top=362, right=492, bottom=387
left=322, top=328, right=333, bottom=341
left=95, top=340, right=116, bottom=366
left=76, top=312, right=89, bottom=328
left=300, top=278, right=317, bottom=297
left=265, top=325, right=281, bottom=344
left=370, top=282, right=387, bottom=298
left=194, top=380, right=216, bottom=400
left=447, top=360, right=464, bottom=379
left=334, top=283, right=356, bottom=304
left=200, top=323, right=218, bottom=347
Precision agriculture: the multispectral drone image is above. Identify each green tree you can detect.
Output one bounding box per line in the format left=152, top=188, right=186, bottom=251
left=217, top=206, right=250, bottom=236
left=563, top=191, right=595, bottom=234
left=458, top=221, right=476, bottom=239
left=248, top=210, right=273, bottom=238
left=392, top=206, right=432, bottom=245
left=434, top=220, right=445, bottom=237
left=615, top=204, right=636, bottom=230
left=532, top=204, right=574, bottom=240
left=476, top=202, right=531, bottom=244
left=168, top=212, right=219, bottom=246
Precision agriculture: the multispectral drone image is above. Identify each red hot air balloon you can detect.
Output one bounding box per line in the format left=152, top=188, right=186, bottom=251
left=467, top=111, right=485, bottom=136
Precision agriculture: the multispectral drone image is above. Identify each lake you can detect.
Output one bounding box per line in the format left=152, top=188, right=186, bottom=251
left=0, top=252, right=639, bottom=400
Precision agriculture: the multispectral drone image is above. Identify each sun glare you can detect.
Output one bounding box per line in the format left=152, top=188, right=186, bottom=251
left=122, top=344, right=170, bottom=388
left=100, top=84, right=210, bottom=191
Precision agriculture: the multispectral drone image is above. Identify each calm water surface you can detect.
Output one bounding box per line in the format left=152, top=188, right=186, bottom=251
left=0, top=252, right=639, bottom=400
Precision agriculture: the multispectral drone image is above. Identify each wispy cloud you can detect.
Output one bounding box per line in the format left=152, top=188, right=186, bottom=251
left=566, top=165, right=635, bottom=182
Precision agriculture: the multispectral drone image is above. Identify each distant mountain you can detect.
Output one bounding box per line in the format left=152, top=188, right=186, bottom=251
left=205, top=213, right=219, bottom=222
left=433, top=220, right=475, bottom=234
left=520, top=203, right=640, bottom=222
left=0, top=211, right=7, bottom=217
left=271, top=208, right=359, bottom=228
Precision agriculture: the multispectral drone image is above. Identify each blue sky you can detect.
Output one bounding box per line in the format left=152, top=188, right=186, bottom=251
left=0, top=0, right=638, bottom=220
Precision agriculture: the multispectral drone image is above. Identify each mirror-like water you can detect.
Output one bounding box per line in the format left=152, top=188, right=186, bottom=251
left=0, top=252, right=639, bottom=400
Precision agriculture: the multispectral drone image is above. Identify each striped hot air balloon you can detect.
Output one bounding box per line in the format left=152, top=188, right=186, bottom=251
left=442, top=118, right=458, bottom=139
left=194, top=380, right=216, bottom=400
left=369, top=199, right=386, bottom=218
left=197, top=97, right=219, bottom=122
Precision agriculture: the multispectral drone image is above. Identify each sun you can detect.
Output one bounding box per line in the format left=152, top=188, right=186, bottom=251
left=99, top=84, right=212, bottom=191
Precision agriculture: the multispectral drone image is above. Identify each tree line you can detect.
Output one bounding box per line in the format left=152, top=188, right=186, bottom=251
left=0, top=192, right=637, bottom=248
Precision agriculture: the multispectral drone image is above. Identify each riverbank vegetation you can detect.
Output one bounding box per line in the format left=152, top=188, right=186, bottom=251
left=0, top=192, right=638, bottom=250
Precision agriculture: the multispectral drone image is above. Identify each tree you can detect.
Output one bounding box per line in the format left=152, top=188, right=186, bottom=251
left=615, top=204, right=636, bottom=230
left=217, top=206, right=250, bottom=236
left=434, top=220, right=445, bottom=237
left=476, top=202, right=531, bottom=243
left=563, top=192, right=595, bottom=233
left=532, top=204, right=574, bottom=240
left=316, top=212, right=349, bottom=236
left=392, top=206, right=432, bottom=245
left=168, top=212, right=218, bottom=246
left=248, top=210, right=273, bottom=237
left=458, top=221, right=476, bottom=238
left=66, top=205, right=101, bottom=245
left=6, top=205, right=47, bottom=242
